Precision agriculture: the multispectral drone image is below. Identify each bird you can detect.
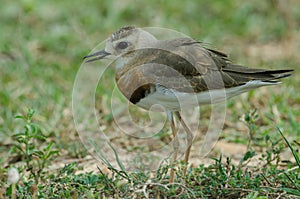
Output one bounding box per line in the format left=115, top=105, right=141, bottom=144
left=84, top=26, right=293, bottom=183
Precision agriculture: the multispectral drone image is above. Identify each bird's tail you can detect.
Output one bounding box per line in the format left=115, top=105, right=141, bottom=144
left=223, top=65, right=293, bottom=84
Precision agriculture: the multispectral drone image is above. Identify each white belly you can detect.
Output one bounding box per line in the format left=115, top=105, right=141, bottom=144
left=136, top=80, right=278, bottom=111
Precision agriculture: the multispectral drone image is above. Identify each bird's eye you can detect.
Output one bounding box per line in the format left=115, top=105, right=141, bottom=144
left=117, top=41, right=128, bottom=49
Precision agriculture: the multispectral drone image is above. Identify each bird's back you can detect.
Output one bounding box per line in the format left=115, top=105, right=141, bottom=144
left=116, top=37, right=292, bottom=95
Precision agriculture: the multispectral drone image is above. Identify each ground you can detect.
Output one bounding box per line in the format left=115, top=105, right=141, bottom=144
left=0, top=0, right=299, bottom=198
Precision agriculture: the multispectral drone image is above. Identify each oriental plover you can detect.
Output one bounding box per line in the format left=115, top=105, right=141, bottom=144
left=84, top=26, right=293, bottom=182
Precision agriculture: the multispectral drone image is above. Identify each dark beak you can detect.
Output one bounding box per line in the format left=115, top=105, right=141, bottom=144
left=83, top=50, right=111, bottom=63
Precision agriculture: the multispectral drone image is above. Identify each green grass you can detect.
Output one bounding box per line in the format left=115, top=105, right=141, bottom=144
left=1, top=0, right=300, bottom=198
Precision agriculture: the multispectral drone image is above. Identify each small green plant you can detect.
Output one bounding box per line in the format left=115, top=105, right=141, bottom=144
left=242, top=109, right=259, bottom=148
left=12, top=109, right=59, bottom=184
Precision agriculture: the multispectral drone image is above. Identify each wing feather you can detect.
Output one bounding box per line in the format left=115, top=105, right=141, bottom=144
left=116, top=38, right=293, bottom=95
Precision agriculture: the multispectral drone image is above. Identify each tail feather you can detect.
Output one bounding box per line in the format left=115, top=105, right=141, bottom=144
left=223, top=65, right=293, bottom=84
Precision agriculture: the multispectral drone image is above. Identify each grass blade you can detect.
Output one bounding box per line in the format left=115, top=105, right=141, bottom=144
left=277, top=127, right=300, bottom=169
left=108, top=142, right=127, bottom=173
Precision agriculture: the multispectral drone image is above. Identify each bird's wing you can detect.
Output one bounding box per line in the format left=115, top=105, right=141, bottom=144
left=161, top=38, right=292, bottom=90
left=116, top=37, right=293, bottom=99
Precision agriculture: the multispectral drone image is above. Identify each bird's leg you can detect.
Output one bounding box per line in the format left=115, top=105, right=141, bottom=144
left=167, top=111, right=178, bottom=183
left=175, top=111, right=193, bottom=175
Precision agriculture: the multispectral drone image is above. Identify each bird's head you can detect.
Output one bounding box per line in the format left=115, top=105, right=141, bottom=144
left=84, top=26, right=157, bottom=62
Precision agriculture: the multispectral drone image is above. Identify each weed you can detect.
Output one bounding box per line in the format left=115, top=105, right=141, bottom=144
left=12, top=109, right=59, bottom=184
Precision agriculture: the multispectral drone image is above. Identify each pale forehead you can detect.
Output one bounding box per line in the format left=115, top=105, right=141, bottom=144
left=110, top=26, right=136, bottom=42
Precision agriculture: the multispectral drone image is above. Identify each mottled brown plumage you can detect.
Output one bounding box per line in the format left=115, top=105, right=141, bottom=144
left=85, top=26, right=292, bottom=105
left=113, top=38, right=292, bottom=104
left=111, top=25, right=136, bottom=42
